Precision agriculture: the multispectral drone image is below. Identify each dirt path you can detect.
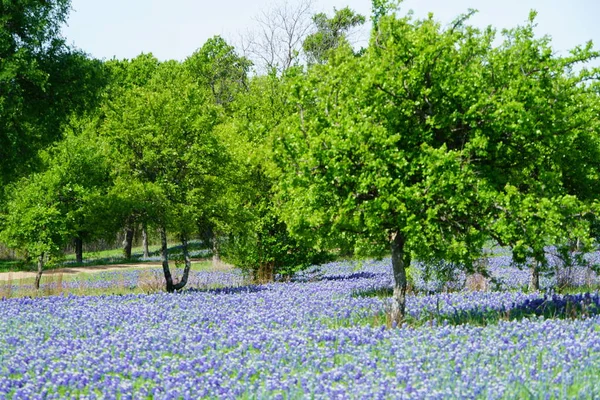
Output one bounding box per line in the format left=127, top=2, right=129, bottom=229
left=0, top=262, right=169, bottom=281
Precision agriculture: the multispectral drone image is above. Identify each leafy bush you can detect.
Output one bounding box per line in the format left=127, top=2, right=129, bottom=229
left=222, top=216, right=334, bottom=282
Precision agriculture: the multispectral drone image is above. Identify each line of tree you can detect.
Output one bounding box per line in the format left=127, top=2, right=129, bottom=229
left=1, top=0, right=599, bottom=325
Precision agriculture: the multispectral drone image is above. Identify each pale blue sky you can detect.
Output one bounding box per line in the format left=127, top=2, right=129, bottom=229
left=61, top=0, right=600, bottom=62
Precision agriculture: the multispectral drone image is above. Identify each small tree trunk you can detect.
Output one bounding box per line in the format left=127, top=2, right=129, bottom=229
left=257, top=262, right=274, bottom=283
left=390, top=232, right=409, bottom=325
left=529, top=264, right=540, bottom=292
left=159, top=226, right=175, bottom=292
left=172, top=236, right=192, bottom=291
left=122, top=224, right=134, bottom=260
left=75, top=237, right=83, bottom=264
left=35, top=253, right=44, bottom=290
left=142, top=224, right=150, bottom=259
left=212, top=233, right=221, bottom=267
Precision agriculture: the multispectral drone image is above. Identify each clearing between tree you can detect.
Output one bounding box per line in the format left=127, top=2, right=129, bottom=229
left=0, top=260, right=233, bottom=281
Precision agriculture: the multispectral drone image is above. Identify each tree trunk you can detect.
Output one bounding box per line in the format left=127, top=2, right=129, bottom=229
left=35, top=253, right=44, bottom=290
left=160, top=226, right=175, bottom=292
left=142, top=224, right=150, bottom=259
left=390, top=232, right=409, bottom=325
left=257, top=262, right=274, bottom=283
left=75, top=237, right=83, bottom=264
left=122, top=224, right=134, bottom=260
left=529, top=264, right=540, bottom=292
left=172, top=236, right=192, bottom=291
left=212, top=233, right=221, bottom=268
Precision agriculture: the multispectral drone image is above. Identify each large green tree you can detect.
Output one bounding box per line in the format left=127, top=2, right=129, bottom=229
left=1, top=170, right=68, bottom=289
left=273, top=9, right=600, bottom=322
left=220, top=67, right=336, bottom=282
left=186, top=36, right=251, bottom=108
left=102, top=53, right=162, bottom=259
left=184, top=37, right=252, bottom=264
left=0, top=121, right=113, bottom=287
left=469, top=13, right=600, bottom=290
left=43, top=119, right=116, bottom=264
left=102, top=57, right=229, bottom=292
left=0, top=0, right=107, bottom=189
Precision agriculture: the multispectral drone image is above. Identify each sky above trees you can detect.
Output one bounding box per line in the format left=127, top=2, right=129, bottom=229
left=62, top=0, right=599, bottom=62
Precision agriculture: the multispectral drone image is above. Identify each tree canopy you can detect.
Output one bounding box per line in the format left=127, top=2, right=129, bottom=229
left=273, top=9, right=600, bottom=321
left=0, top=0, right=107, bottom=188
left=0, top=1, right=599, bottom=304
left=303, top=6, right=366, bottom=65
left=101, top=55, right=232, bottom=291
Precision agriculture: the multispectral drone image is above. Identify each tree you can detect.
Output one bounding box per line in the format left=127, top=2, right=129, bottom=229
left=0, top=119, right=116, bottom=285
left=186, top=36, right=251, bottom=108
left=184, top=38, right=255, bottom=266
left=371, top=0, right=397, bottom=29
left=302, top=7, right=366, bottom=65
left=216, top=66, right=334, bottom=282
left=273, top=9, right=600, bottom=323
left=240, top=0, right=315, bottom=74
left=102, top=54, right=162, bottom=260
left=102, top=58, right=229, bottom=292
left=473, top=13, right=600, bottom=290
left=1, top=172, right=68, bottom=289
left=42, top=119, right=116, bottom=264
left=223, top=198, right=334, bottom=281
left=0, top=0, right=107, bottom=189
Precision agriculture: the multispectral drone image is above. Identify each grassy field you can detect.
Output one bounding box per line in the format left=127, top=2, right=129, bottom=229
left=0, top=241, right=210, bottom=273
left=61, top=243, right=167, bottom=262
left=0, top=260, right=25, bottom=273
left=0, top=260, right=231, bottom=299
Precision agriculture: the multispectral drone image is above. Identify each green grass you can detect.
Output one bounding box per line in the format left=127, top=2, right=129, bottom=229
left=62, top=244, right=164, bottom=262
left=352, top=287, right=394, bottom=299
left=323, top=307, right=564, bottom=330
left=0, top=260, right=28, bottom=273
left=555, top=284, right=600, bottom=295
left=1, top=241, right=211, bottom=273
left=4, top=261, right=214, bottom=284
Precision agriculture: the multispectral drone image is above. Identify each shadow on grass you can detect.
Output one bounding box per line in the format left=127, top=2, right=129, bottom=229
left=292, top=271, right=381, bottom=283
left=185, top=284, right=268, bottom=295
left=418, top=293, right=600, bottom=327
left=350, top=288, right=600, bottom=328
left=352, top=286, right=394, bottom=298
left=42, top=241, right=211, bottom=270
left=322, top=272, right=380, bottom=281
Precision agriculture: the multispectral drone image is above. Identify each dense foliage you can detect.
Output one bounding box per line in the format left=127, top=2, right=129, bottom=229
left=0, top=0, right=107, bottom=189
left=273, top=9, right=600, bottom=321
left=1, top=124, right=113, bottom=287
left=0, top=0, right=599, bottom=299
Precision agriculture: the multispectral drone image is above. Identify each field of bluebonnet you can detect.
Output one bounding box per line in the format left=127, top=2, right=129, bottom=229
left=1, top=253, right=600, bottom=399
